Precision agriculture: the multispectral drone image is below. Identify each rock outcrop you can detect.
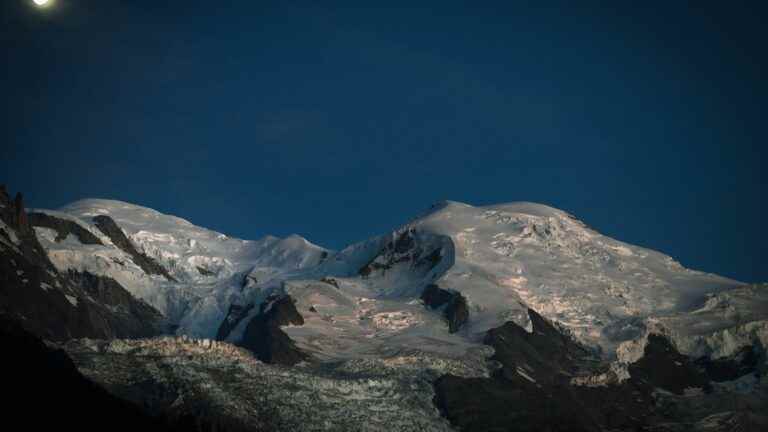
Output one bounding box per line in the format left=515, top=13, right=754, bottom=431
left=433, top=311, right=601, bottom=431
left=216, top=302, right=254, bottom=341
left=1, top=187, right=99, bottom=340
left=628, top=333, right=711, bottom=395
left=29, top=212, right=103, bottom=245
left=433, top=309, right=658, bottom=431
left=696, top=345, right=764, bottom=382
left=92, top=214, right=176, bottom=281
left=12, top=192, right=30, bottom=234
left=196, top=265, right=215, bottom=276
left=1, top=186, right=165, bottom=341
left=485, top=308, right=593, bottom=383
left=421, top=283, right=469, bottom=333
left=239, top=294, right=308, bottom=365
left=358, top=228, right=444, bottom=278
left=67, top=270, right=166, bottom=338
left=320, top=276, right=340, bottom=289
left=431, top=307, right=762, bottom=432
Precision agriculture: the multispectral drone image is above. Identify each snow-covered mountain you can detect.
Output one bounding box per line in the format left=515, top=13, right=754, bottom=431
left=32, top=199, right=329, bottom=337
left=7, top=191, right=765, bottom=431
left=32, top=198, right=749, bottom=359
left=363, top=200, right=744, bottom=357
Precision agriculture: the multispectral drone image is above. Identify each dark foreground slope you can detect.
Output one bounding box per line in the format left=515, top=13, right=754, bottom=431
left=1, top=315, right=278, bottom=432
left=0, top=315, right=169, bottom=431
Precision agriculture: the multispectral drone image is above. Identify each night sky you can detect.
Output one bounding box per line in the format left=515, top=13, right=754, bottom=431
left=2, top=1, right=766, bottom=282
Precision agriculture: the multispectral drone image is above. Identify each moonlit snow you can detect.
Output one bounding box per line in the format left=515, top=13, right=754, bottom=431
left=32, top=198, right=759, bottom=366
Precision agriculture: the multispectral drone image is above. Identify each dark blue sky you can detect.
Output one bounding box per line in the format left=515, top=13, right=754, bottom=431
left=2, top=1, right=766, bottom=282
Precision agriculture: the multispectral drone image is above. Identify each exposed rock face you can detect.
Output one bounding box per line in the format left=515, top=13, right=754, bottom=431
left=358, top=228, right=444, bottom=278
left=92, top=214, right=176, bottom=281
left=241, top=271, right=257, bottom=290
left=433, top=307, right=765, bottom=432
left=696, top=345, right=764, bottom=382
left=1, top=187, right=165, bottom=341
left=628, top=334, right=711, bottom=395
left=1, top=188, right=99, bottom=340
left=421, top=284, right=469, bottom=333
left=393, top=228, right=415, bottom=253
left=68, top=270, right=166, bottom=338
left=0, top=315, right=171, bottom=431
left=420, top=283, right=454, bottom=308
left=433, top=309, right=659, bottom=431
left=433, top=312, right=601, bottom=431
left=487, top=309, right=594, bottom=382
left=196, top=265, right=215, bottom=276
left=239, top=294, right=308, bottom=365
left=12, top=192, right=30, bottom=234
left=216, top=302, right=254, bottom=341
left=320, top=276, right=340, bottom=289
left=28, top=212, right=103, bottom=245
left=0, top=242, right=87, bottom=340
left=443, top=293, right=468, bottom=333
left=1, top=188, right=55, bottom=266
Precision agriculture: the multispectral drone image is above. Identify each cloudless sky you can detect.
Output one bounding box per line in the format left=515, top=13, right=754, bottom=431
left=1, top=1, right=766, bottom=282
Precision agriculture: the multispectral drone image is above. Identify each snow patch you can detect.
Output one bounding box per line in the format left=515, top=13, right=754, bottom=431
left=0, top=219, right=21, bottom=249
left=65, top=295, right=79, bottom=307
left=371, top=311, right=420, bottom=332
left=516, top=367, right=536, bottom=383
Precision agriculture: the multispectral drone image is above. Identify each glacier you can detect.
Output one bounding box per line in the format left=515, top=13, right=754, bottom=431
left=32, top=198, right=754, bottom=362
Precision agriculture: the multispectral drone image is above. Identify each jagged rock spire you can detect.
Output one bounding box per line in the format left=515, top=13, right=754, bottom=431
left=0, top=184, right=9, bottom=204
left=13, top=192, right=30, bottom=233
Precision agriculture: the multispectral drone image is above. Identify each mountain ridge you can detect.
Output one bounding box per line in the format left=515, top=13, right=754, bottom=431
left=35, top=195, right=745, bottom=356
